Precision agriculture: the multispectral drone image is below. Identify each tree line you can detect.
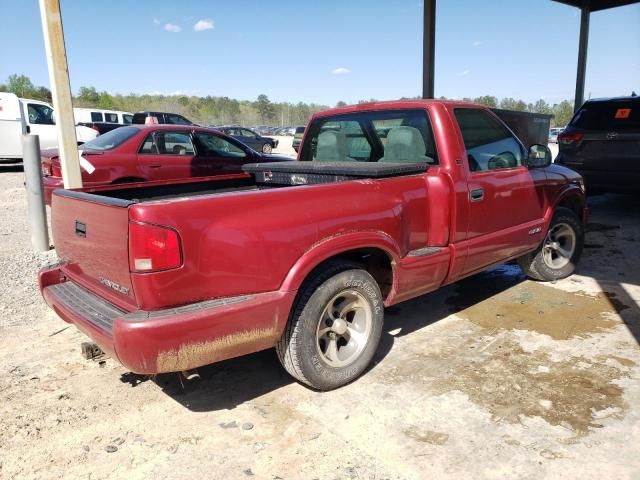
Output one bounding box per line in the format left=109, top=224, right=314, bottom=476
left=1, top=74, right=573, bottom=127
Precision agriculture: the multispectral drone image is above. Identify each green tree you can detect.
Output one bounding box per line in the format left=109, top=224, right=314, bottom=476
left=552, top=100, right=574, bottom=127
left=78, top=86, right=99, bottom=104
left=34, top=86, right=52, bottom=102
left=473, top=95, right=498, bottom=108
left=256, top=94, right=275, bottom=123
left=97, top=91, right=114, bottom=109
left=530, top=99, right=552, bottom=115
left=335, top=100, right=347, bottom=107
left=6, top=74, right=35, bottom=97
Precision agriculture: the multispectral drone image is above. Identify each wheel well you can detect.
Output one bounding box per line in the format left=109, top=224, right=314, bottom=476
left=305, top=248, right=394, bottom=300
left=557, top=194, right=583, bottom=219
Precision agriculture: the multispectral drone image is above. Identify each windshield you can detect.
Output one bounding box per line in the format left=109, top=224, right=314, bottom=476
left=295, top=126, right=305, bottom=134
left=81, top=126, right=139, bottom=151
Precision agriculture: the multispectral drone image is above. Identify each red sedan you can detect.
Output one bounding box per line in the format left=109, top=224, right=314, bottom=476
left=41, top=124, right=291, bottom=204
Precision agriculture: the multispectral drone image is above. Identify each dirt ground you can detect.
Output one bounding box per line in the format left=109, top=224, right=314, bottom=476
left=0, top=163, right=639, bottom=480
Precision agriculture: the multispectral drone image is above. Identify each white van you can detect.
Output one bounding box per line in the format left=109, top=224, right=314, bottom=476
left=0, top=92, right=98, bottom=160
left=73, top=108, right=133, bottom=125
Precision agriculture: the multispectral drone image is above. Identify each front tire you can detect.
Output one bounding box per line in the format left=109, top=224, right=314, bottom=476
left=517, top=207, right=583, bottom=281
left=276, top=261, right=384, bottom=390
left=262, top=143, right=272, bottom=154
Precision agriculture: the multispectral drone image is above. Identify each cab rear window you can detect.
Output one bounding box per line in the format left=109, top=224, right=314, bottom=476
left=300, top=109, right=438, bottom=164
left=571, top=101, right=640, bottom=131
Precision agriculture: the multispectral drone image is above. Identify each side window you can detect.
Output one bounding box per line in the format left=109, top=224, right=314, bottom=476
left=139, top=131, right=194, bottom=155
left=241, top=129, right=256, bottom=138
left=166, top=114, right=191, bottom=125
left=27, top=103, right=55, bottom=125
left=454, top=108, right=523, bottom=172
left=91, top=112, right=103, bottom=122
left=104, top=113, right=118, bottom=123
left=194, top=132, right=246, bottom=158
left=123, top=114, right=133, bottom=124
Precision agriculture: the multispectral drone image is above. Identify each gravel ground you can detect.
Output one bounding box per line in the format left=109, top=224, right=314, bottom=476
left=0, top=164, right=639, bottom=480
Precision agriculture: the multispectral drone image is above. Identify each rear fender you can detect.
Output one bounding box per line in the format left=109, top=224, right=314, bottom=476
left=279, top=231, right=401, bottom=299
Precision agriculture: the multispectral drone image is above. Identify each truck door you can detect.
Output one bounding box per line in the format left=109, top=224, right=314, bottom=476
left=454, top=108, right=546, bottom=276
left=0, top=93, right=24, bottom=158
left=23, top=101, right=58, bottom=150
left=137, top=130, right=196, bottom=180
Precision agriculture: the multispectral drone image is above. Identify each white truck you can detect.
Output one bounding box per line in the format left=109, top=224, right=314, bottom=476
left=73, top=107, right=133, bottom=125
left=0, top=92, right=98, bottom=161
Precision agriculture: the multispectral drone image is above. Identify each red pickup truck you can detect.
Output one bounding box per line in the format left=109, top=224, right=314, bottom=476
left=39, top=100, right=587, bottom=390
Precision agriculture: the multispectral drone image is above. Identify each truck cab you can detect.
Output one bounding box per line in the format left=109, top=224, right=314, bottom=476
left=0, top=92, right=98, bottom=160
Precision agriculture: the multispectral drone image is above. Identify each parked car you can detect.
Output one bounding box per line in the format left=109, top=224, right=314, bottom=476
left=292, top=126, right=305, bottom=152
left=131, top=111, right=194, bottom=125
left=39, top=100, right=586, bottom=391
left=216, top=126, right=279, bottom=154
left=74, top=108, right=133, bottom=125
left=548, top=127, right=564, bottom=144
left=0, top=92, right=97, bottom=161
left=556, top=95, right=640, bottom=193
left=40, top=124, right=290, bottom=204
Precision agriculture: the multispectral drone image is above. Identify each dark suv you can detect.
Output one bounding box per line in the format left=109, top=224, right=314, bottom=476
left=556, top=95, right=640, bottom=194
left=132, top=111, right=194, bottom=126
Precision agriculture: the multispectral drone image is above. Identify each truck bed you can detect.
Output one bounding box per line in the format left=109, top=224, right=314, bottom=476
left=56, top=161, right=430, bottom=204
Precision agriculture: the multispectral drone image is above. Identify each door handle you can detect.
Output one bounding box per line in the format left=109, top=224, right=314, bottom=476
left=470, top=188, right=484, bottom=202
left=149, top=164, right=161, bottom=168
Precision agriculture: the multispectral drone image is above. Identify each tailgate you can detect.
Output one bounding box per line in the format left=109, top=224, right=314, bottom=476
left=52, top=190, right=137, bottom=310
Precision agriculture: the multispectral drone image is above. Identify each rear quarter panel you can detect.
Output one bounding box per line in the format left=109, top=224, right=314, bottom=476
left=128, top=174, right=434, bottom=310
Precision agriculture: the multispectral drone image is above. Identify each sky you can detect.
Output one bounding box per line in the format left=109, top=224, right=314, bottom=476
left=1, top=0, right=638, bottom=106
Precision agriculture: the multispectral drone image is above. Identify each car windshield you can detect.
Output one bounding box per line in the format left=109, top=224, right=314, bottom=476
left=81, top=126, right=139, bottom=151
left=295, top=127, right=305, bottom=134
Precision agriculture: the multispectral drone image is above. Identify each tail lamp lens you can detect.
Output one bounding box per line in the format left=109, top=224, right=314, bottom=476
left=129, top=222, right=182, bottom=272
left=558, top=132, right=583, bottom=145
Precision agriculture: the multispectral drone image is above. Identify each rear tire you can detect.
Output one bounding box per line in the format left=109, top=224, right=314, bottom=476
left=517, top=207, right=583, bottom=281
left=276, top=261, right=384, bottom=391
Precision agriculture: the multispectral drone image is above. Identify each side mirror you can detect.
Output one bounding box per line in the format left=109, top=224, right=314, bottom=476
left=527, top=144, right=552, bottom=168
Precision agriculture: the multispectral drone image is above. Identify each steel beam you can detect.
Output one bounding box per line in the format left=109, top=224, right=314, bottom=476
left=422, top=0, right=436, bottom=99
left=38, top=0, right=82, bottom=188
left=574, top=4, right=591, bottom=112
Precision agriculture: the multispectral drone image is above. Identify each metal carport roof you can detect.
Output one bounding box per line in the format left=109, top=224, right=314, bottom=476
left=422, top=0, right=640, bottom=111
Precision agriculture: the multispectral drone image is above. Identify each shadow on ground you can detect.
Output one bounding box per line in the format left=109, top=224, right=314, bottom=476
left=0, top=163, right=23, bottom=173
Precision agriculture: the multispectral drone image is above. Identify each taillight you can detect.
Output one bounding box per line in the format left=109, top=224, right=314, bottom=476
left=41, top=161, right=51, bottom=177
left=558, top=132, right=583, bottom=145
left=129, top=222, right=182, bottom=272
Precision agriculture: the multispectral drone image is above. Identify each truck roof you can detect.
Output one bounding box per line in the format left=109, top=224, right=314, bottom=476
left=313, top=99, right=486, bottom=119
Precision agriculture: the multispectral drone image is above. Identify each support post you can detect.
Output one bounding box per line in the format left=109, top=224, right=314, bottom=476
left=574, top=5, right=590, bottom=112
left=22, top=135, right=50, bottom=252
left=422, top=0, right=436, bottom=99
left=38, top=0, right=82, bottom=189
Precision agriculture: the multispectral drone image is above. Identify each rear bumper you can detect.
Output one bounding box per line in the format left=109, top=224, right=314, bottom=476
left=40, top=265, right=295, bottom=374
